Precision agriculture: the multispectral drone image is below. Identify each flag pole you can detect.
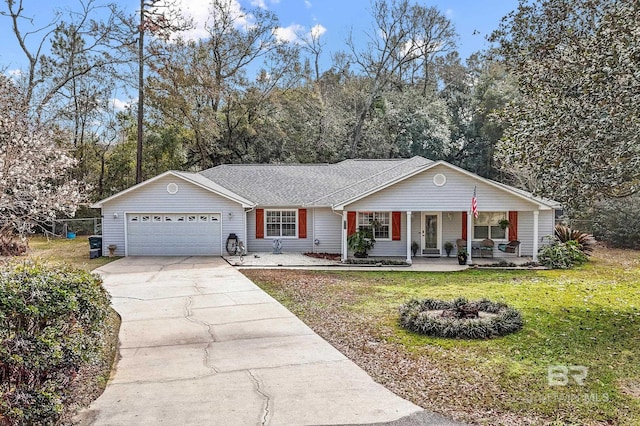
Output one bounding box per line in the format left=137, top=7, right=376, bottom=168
left=467, top=186, right=477, bottom=265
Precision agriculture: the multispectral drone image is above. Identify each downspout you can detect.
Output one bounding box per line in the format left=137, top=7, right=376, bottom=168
left=244, top=206, right=254, bottom=251
left=312, top=208, right=316, bottom=253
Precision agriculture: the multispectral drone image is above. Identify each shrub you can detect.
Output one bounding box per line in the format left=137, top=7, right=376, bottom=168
left=0, top=261, right=110, bottom=425
left=0, top=234, right=28, bottom=256
left=538, top=240, right=588, bottom=269
left=399, top=297, right=523, bottom=339
left=592, top=196, right=640, bottom=249
left=554, top=224, right=596, bottom=254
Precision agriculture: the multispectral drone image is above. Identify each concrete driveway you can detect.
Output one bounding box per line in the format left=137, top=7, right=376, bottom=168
left=77, top=257, right=461, bottom=426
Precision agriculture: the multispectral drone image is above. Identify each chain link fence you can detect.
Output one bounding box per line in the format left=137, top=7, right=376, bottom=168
left=48, top=218, right=102, bottom=238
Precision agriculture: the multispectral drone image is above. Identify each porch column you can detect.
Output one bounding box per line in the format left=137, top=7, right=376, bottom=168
left=406, top=211, right=412, bottom=265
left=341, top=210, right=348, bottom=262
left=532, top=210, right=539, bottom=262
left=467, top=211, right=473, bottom=265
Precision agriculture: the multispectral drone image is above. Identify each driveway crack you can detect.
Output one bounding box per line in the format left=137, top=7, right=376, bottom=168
left=184, top=296, right=219, bottom=374
left=248, top=369, right=271, bottom=426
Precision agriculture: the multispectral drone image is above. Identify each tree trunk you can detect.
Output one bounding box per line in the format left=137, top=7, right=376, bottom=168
left=136, top=0, right=144, bottom=184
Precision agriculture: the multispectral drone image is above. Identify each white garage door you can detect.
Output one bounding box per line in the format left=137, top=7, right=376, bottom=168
left=127, top=213, right=221, bottom=256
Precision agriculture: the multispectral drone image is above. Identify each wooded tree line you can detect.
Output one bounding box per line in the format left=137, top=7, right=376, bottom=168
left=1, top=0, right=639, bottom=245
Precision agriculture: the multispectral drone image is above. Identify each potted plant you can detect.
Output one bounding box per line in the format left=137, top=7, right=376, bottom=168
left=347, top=229, right=376, bottom=258
left=411, top=241, right=419, bottom=257
left=457, top=248, right=468, bottom=265
left=498, top=218, right=511, bottom=230
left=444, top=241, right=454, bottom=257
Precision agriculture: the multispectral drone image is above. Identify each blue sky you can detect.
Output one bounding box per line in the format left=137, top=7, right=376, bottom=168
left=269, top=0, right=518, bottom=61
left=1, top=0, right=519, bottom=74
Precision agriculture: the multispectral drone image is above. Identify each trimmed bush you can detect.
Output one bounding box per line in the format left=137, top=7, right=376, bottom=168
left=538, top=240, right=588, bottom=269
left=399, top=297, right=523, bottom=339
left=0, top=261, right=110, bottom=425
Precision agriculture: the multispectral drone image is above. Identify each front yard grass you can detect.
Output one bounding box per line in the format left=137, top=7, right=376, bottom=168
left=243, top=247, right=640, bottom=425
left=27, top=235, right=119, bottom=270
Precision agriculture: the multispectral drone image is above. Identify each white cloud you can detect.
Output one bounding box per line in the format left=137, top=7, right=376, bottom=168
left=309, top=23, right=326, bottom=38
left=446, top=8, right=454, bottom=18
left=274, top=23, right=327, bottom=44
left=6, top=69, right=22, bottom=78
left=109, top=98, right=131, bottom=111
left=168, top=0, right=255, bottom=41
left=274, top=23, right=305, bottom=43
left=251, top=0, right=267, bottom=9
left=305, top=0, right=312, bottom=8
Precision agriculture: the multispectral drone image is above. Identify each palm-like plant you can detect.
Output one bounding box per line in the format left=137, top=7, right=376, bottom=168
left=554, top=224, right=596, bottom=255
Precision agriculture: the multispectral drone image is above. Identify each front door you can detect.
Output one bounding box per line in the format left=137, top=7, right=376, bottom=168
left=422, top=212, right=441, bottom=256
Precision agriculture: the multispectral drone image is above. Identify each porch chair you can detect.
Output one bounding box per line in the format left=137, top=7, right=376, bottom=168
left=480, top=238, right=494, bottom=258
left=498, top=240, right=521, bottom=254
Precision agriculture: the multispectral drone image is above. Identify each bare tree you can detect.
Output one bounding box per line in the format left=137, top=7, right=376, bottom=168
left=345, top=0, right=456, bottom=156
left=1, top=0, right=132, bottom=120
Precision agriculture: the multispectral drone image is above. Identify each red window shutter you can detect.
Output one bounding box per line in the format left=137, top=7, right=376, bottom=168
left=462, top=211, right=468, bottom=240
left=508, top=211, right=518, bottom=241
left=347, top=211, right=356, bottom=236
left=298, top=209, right=307, bottom=239
left=392, top=211, right=401, bottom=241
left=256, top=209, right=264, bottom=239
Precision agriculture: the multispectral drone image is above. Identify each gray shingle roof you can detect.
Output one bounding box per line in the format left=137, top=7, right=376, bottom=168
left=198, top=156, right=432, bottom=207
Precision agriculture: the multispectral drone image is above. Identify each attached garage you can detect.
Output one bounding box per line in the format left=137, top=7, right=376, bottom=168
left=92, top=171, right=255, bottom=257
left=127, top=213, right=222, bottom=256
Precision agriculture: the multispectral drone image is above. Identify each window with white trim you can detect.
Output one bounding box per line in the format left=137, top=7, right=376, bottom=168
left=358, top=212, right=390, bottom=240
left=266, top=210, right=297, bottom=237
left=474, top=212, right=507, bottom=240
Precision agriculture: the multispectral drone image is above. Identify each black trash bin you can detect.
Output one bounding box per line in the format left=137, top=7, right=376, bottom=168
left=88, top=235, right=102, bottom=258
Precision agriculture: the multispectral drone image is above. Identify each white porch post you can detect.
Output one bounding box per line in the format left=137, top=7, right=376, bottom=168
left=467, top=211, right=473, bottom=265
left=341, top=210, right=348, bottom=262
left=532, top=210, right=539, bottom=262
left=406, top=211, right=412, bottom=264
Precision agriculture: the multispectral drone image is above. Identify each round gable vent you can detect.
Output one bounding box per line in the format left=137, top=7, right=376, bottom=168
left=167, top=183, right=179, bottom=194
left=433, top=173, right=447, bottom=187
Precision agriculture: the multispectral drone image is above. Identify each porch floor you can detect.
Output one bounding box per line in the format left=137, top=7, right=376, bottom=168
left=224, top=252, right=535, bottom=272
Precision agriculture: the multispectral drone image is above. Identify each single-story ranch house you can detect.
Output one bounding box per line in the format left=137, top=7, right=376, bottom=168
left=91, top=156, right=559, bottom=263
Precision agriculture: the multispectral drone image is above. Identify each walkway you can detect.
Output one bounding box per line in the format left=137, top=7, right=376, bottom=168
left=76, top=257, right=462, bottom=425
left=224, top=252, right=534, bottom=272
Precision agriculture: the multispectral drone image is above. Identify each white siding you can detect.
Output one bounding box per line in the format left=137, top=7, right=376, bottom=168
left=312, top=208, right=342, bottom=254
left=518, top=210, right=555, bottom=256
left=101, top=175, right=245, bottom=256
left=346, top=165, right=543, bottom=212
left=343, top=165, right=554, bottom=258
left=246, top=207, right=313, bottom=253
left=442, top=212, right=462, bottom=255
left=366, top=212, right=406, bottom=257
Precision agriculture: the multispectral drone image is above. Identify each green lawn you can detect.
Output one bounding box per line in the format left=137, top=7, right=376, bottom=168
left=244, top=248, right=640, bottom=425
left=26, top=235, right=119, bottom=271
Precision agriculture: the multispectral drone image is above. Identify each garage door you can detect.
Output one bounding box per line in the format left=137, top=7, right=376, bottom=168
left=127, top=213, right=221, bottom=256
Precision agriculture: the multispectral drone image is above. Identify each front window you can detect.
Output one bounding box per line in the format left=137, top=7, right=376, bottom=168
left=266, top=210, right=297, bottom=237
left=474, top=212, right=507, bottom=240
left=358, top=212, right=390, bottom=240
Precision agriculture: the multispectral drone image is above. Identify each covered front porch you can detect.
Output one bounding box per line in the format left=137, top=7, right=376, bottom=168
left=339, top=209, right=547, bottom=265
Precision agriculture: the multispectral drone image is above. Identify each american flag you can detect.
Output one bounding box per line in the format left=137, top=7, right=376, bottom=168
left=471, top=186, right=478, bottom=219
